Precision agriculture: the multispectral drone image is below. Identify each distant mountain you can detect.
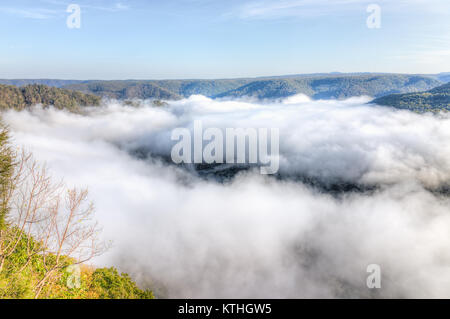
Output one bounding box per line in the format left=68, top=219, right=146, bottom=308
left=64, top=81, right=183, bottom=100
left=372, top=82, right=450, bottom=112
left=64, top=74, right=440, bottom=101
left=63, top=79, right=252, bottom=100
left=2, top=73, right=445, bottom=101
left=215, top=74, right=441, bottom=99
left=0, top=79, right=85, bottom=88
left=436, top=73, right=450, bottom=83
left=215, top=79, right=312, bottom=99
left=0, top=84, right=101, bottom=112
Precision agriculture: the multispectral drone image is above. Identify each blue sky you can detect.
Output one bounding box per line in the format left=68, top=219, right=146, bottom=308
left=0, top=0, right=449, bottom=79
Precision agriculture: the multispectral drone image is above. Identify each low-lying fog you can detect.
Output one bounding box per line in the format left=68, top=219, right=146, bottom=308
left=3, top=94, right=450, bottom=298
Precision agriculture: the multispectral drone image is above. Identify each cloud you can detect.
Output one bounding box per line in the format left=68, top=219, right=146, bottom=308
left=230, top=0, right=450, bottom=20
left=3, top=96, right=450, bottom=298
left=390, top=32, right=450, bottom=67
left=83, top=2, right=129, bottom=12
left=0, top=0, right=129, bottom=20
left=230, top=0, right=369, bottom=20
left=114, top=3, right=129, bottom=11
left=391, top=49, right=450, bottom=67
left=0, top=7, right=59, bottom=19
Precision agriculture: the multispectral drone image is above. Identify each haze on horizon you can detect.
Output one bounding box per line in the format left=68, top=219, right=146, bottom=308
left=0, top=0, right=449, bottom=80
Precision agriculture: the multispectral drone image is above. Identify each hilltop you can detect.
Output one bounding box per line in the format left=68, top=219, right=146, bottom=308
left=64, top=74, right=441, bottom=100
left=63, top=79, right=251, bottom=100
left=0, top=84, right=101, bottom=112
left=1, top=73, right=444, bottom=101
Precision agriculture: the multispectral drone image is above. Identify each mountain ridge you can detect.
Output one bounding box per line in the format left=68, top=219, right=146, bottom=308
left=0, top=84, right=101, bottom=112
left=372, top=82, right=450, bottom=112
left=63, top=74, right=442, bottom=101
left=0, top=73, right=446, bottom=101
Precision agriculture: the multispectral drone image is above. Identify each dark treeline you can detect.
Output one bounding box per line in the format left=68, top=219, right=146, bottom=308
left=373, top=82, right=450, bottom=112
left=0, top=84, right=101, bottom=112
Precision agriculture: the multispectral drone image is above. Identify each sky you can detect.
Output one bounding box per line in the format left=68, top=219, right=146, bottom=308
left=0, top=0, right=449, bottom=79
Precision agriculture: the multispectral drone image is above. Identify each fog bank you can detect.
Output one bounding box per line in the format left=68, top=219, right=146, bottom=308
left=3, top=95, right=450, bottom=298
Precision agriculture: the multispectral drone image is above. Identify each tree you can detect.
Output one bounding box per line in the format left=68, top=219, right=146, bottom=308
left=0, top=135, right=108, bottom=298
left=34, top=187, right=107, bottom=298
left=0, top=127, right=14, bottom=230
left=0, top=125, right=151, bottom=299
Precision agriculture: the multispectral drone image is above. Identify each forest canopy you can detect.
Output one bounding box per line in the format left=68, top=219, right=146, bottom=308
left=0, top=84, right=101, bottom=112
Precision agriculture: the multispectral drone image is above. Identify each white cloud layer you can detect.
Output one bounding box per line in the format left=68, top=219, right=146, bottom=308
left=3, top=95, right=450, bottom=298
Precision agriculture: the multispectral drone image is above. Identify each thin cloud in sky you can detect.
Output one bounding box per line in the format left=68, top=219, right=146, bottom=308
left=0, top=7, right=59, bottom=19
left=115, top=3, right=129, bottom=10
left=83, top=2, right=130, bottom=12
left=231, top=0, right=450, bottom=20
left=1, top=0, right=448, bottom=77
left=0, top=1, right=129, bottom=20
left=391, top=49, right=450, bottom=66
left=232, top=0, right=368, bottom=20
left=42, top=0, right=130, bottom=13
left=390, top=31, right=450, bottom=67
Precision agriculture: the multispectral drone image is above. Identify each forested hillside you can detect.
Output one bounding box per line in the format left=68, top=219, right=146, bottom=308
left=0, top=84, right=101, bottom=112
left=0, top=74, right=444, bottom=103
left=1, top=74, right=444, bottom=101
left=215, top=74, right=441, bottom=99
left=64, top=81, right=182, bottom=100
left=64, top=79, right=251, bottom=100
left=63, top=74, right=441, bottom=100
left=372, top=82, right=450, bottom=112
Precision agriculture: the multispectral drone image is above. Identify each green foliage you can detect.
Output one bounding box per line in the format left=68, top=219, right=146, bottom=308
left=0, top=229, right=154, bottom=299
left=0, top=229, right=42, bottom=298
left=0, top=84, right=101, bottom=112
left=373, top=82, right=450, bottom=112
left=0, top=85, right=25, bottom=112
left=89, top=268, right=154, bottom=299
left=65, top=81, right=182, bottom=100
left=0, top=128, right=13, bottom=230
